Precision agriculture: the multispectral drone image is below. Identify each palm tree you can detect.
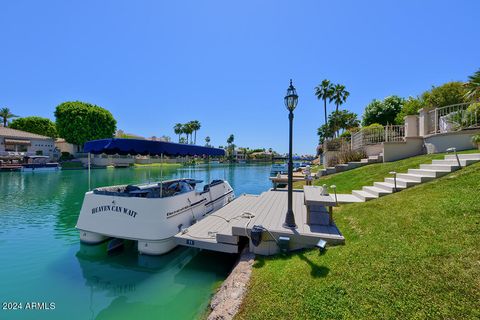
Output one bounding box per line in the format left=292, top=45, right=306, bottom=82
left=330, top=84, right=350, bottom=113
left=173, top=123, right=183, bottom=143
left=226, top=134, right=234, bottom=159
left=182, top=123, right=193, bottom=144
left=465, top=68, right=480, bottom=101
left=189, top=120, right=201, bottom=144
left=0, top=107, right=18, bottom=127
left=315, top=79, right=334, bottom=126
left=205, top=136, right=211, bottom=147
left=330, top=84, right=350, bottom=137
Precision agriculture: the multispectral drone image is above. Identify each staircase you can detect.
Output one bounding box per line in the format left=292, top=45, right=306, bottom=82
left=335, top=153, right=480, bottom=203
left=318, top=154, right=383, bottom=177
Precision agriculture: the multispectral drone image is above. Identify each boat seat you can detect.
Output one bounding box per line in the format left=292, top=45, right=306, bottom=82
left=125, top=185, right=140, bottom=192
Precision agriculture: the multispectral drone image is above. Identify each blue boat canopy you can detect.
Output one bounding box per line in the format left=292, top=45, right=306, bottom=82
left=83, top=138, right=225, bottom=157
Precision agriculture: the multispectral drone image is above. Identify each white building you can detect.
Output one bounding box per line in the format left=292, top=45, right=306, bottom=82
left=0, top=126, right=56, bottom=158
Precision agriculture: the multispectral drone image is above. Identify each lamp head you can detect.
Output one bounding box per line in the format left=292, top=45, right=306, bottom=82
left=284, top=79, right=298, bottom=112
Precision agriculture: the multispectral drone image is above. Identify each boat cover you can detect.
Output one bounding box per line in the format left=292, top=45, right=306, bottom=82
left=83, top=138, right=225, bottom=156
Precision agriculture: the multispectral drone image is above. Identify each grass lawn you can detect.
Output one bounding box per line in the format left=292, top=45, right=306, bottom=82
left=133, top=162, right=182, bottom=168
left=236, top=158, right=480, bottom=319
left=294, top=149, right=479, bottom=194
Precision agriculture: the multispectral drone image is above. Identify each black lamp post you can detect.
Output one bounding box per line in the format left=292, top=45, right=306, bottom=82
left=283, top=79, right=298, bottom=229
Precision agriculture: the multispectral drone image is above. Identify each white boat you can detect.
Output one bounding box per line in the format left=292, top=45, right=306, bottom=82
left=77, top=178, right=234, bottom=255
left=76, top=138, right=232, bottom=255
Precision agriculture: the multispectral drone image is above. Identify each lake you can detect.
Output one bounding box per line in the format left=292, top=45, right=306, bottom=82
left=0, top=163, right=272, bottom=320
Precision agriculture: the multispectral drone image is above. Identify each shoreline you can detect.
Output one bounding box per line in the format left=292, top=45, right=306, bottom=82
left=206, top=248, right=254, bottom=320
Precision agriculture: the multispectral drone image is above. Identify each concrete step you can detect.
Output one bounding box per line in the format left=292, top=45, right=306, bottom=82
left=326, top=167, right=336, bottom=174
left=397, top=173, right=434, bottom=182
left=335, top=164, right=349, bottom=172
left=374, top=181, right=407, bottom=192
left=362, top=186, right=392, bottom=197
left=408, top=168, right=451, bottom=178
left=444, top=154, right=480, bottom=160
left=336, top=194, right=365, bottom=203
left=352, top=190, right=378, bottom=201
left=384, top=177, right=420, bottom=188
left=420, top=164, right=460, bottom=171
left=347, top=162, right=364, bottom=169
left=431, top=159, right=475, bottom=166
left=360, top=158, right=369, bottom=163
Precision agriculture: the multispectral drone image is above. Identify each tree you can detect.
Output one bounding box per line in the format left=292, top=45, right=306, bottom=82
left=55, top=101, right=116, bottom=146
left=465, top=68, right=480, bottom=101
left=226, top=134, right=234, bottom=159
left=329, top=84, right=350, bottom=137
left=182, top=123, right=193, bottom=144
left=9, top=116, right=57, bottom=138
left=362, top=96, right=404, bottom=126
left=315, top=79, right=334, bottom=126
left=0, top=107, right=18, bottom=127
left=329, top=110, right=360, bottom=134
left=189, top=120, right=201, bottom=144
left=205, top=136, right=211, bottom=147
left=330, top=84, right=350, bottom=113
left=395, top=96, right=425, bottom=124
left=317, top=123, right=335, bottom=145
left=421, top=82, right=467, bottom=108
left=173, top=123, right=183, bottom=142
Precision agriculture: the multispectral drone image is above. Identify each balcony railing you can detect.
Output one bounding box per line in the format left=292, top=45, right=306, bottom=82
left=427, top=102, right=480, bottom=134
left=351, top=125, right=405, bottom=150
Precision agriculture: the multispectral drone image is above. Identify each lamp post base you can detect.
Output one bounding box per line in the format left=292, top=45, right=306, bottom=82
left=283, top=209, right=297, bottom=229
left=282, top=222, right=297, bottom=229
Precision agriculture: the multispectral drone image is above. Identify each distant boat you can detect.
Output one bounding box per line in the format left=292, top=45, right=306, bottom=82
left=21, top=155, right=60, bottom=172
left=270, top=163, right=287, bottom=175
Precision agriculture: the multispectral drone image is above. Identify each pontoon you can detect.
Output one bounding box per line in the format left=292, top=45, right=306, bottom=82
left=76, top=139, right=234, bottom=255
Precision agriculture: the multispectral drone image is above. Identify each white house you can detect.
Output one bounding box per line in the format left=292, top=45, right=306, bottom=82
left=0, top=126, right=56, bottom=158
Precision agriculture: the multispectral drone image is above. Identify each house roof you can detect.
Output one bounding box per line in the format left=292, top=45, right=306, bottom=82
left=0, top=126, right=52, bottom=140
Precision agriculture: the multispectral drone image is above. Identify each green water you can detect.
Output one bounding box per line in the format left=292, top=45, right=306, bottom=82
left=0, top=164, right=272, bottom=320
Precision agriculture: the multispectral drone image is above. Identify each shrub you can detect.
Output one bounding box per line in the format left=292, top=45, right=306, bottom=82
left=60, top=152, right=74, bottom=161
left=362, top=96, right=404, bottom=126
left=338, top=149, right=367, bottom=164
left=421, top=82, right=467, bottom=108
left=9, top=116, right=57, bottom=138
left=395, top=96, right=425, bottom=124
left=472, top=134, right=480, bottom=148
left=55, top=101, right=116, bottom=146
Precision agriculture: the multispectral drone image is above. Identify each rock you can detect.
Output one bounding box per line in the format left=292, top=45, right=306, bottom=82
left=207, top=249, right=255, bottom=320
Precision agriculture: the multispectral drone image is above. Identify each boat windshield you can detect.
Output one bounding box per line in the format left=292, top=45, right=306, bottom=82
left=93, top=180, right=196, bottom=198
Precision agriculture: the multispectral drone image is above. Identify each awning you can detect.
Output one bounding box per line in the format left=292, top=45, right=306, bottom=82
left=83, top=138, right=225, bottom=157
left=4, top=139, right=31, bottom=145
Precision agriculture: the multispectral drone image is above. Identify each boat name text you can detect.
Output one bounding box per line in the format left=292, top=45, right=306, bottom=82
left=91, top=205, right=138, bottom=218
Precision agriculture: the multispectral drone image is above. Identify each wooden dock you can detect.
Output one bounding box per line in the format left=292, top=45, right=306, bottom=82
left=174, top=189, right=345, bottom=256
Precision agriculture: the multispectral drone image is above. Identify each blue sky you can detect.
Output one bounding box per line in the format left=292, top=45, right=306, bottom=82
left=1, top=0, right=478, bottom=154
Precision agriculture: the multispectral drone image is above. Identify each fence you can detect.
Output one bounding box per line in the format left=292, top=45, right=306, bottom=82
left=427, top=102, right=480, bottom=135
left=351, top=125, right=405, bottom=150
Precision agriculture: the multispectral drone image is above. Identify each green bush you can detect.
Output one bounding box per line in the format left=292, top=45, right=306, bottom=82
left=9, top=116, right=57, bottom=138
left=421, top=81, right=467, bottom=108
left=363, top=123, right=384, bottom=129
left=60, top=152, right=74, bottom=161
left=362, top=96, right=404, bottom=126
left=55, top=101, right=116, bottom=147
left=338, top=149, right=367, bottom=164
left=472, top=134, right=480, bottom=147
left=395, top=96, right=425, bottom=124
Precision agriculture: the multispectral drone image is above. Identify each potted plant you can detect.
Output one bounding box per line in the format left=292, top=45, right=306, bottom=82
left=472, top=134, right=480, bottom=150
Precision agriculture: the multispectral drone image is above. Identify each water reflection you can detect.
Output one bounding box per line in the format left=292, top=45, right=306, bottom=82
left=75, top=244, right=236, bottom=319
